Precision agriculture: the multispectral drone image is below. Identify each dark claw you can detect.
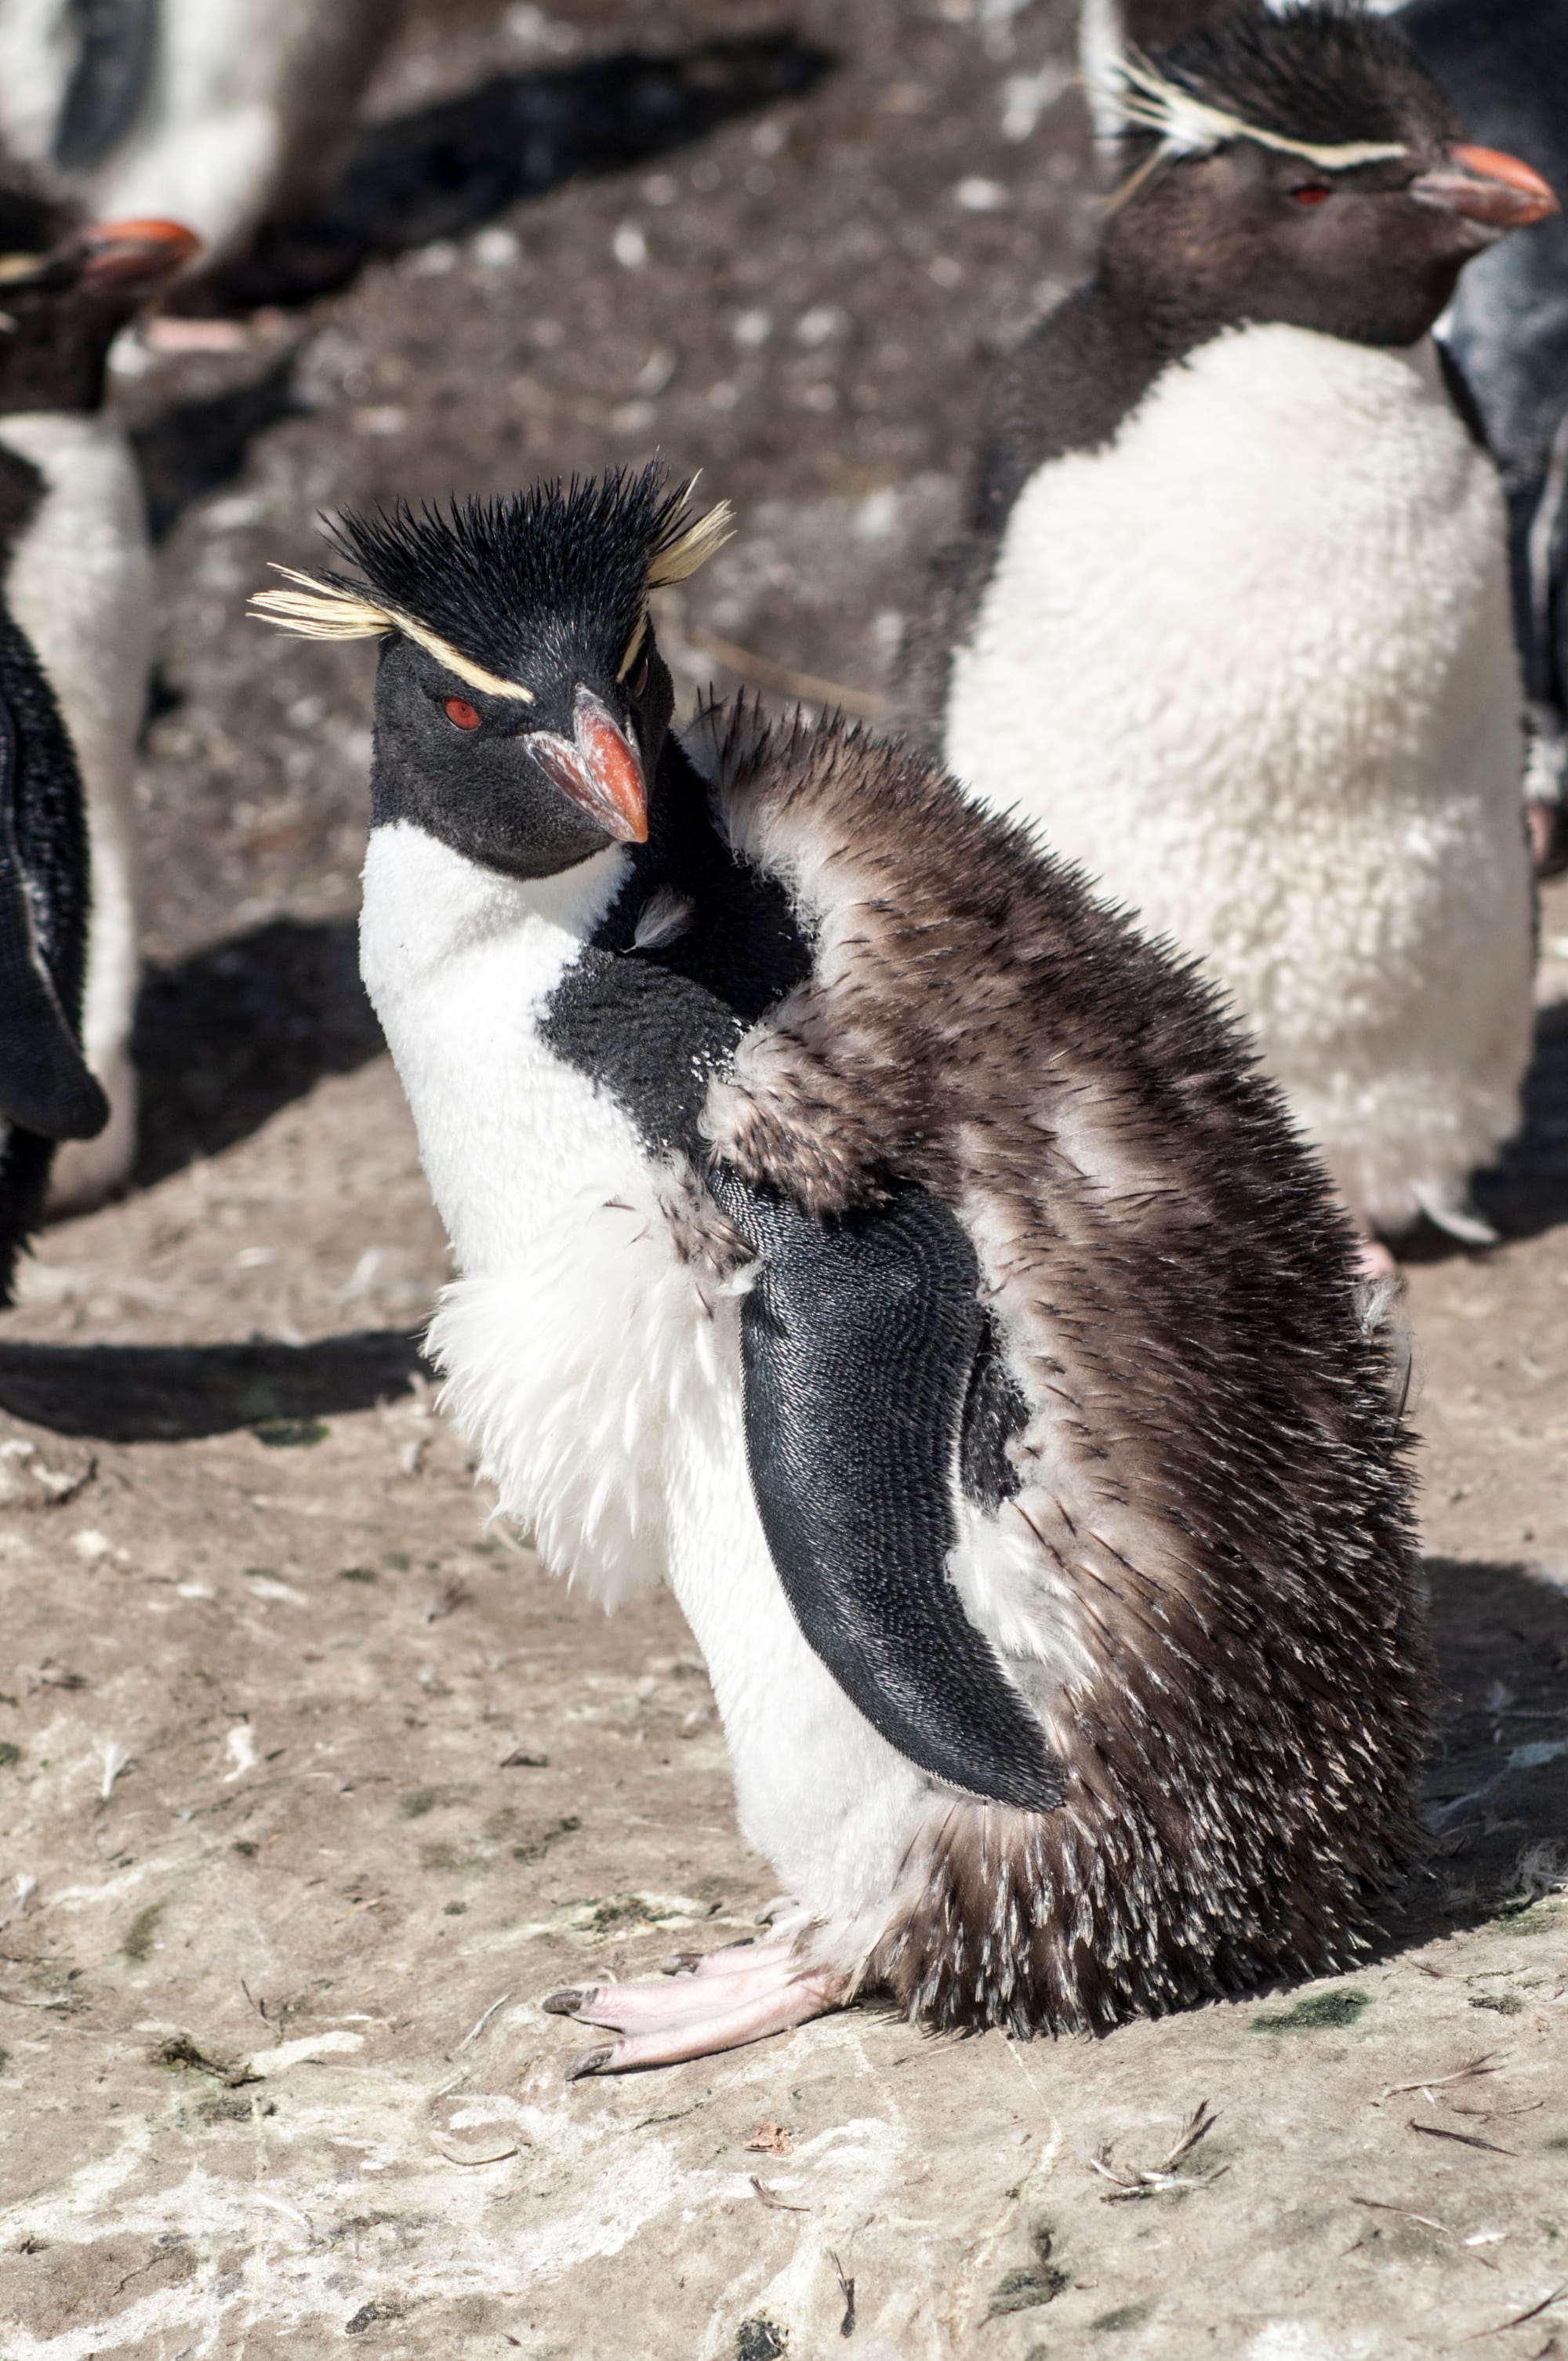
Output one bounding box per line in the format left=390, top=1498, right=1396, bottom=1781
left=564, top=2044, right=616, bottom=2083
left=541, top=1987, right=595, bottom=2016
left=660, top=1938, right=757, bottom=1976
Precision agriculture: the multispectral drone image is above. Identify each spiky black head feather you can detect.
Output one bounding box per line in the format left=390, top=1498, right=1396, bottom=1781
left=323, top=464, right=720, bottom=698
left=1150, top=3, right=1458, bottom=159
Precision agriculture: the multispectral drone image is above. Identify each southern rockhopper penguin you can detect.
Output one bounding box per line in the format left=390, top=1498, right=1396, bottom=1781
left=1086, top=0, right=1568, bottom=878
left=255, top=466, right=1426, bottom=2072
left=0, top=0, right=399, bottom=278
left=0, top=191, right=198, bottom=1214
left=0, top=188, right=194, bottom=1269
left=903, top=2, right=1556, bottom=1257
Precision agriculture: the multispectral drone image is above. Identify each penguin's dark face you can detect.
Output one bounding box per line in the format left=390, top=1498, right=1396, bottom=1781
left=0, top=199, right=199, bottom=412
left=255, top=467, right=729, bottom=883
left=365, top=623, right=673, bottom=881
left=1102, top=5, right=1558, bottom=350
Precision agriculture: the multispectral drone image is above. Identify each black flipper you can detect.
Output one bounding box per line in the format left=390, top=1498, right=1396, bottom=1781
left=0, top=691, right=107, bottom=1142
left=55, top=0, right=161, bottom=174
left=713, top=1168, right=1065, bottom=1812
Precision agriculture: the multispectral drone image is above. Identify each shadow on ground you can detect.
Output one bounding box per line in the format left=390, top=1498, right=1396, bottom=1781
left=202, top=32, right=832, bottom=313
left=132, top=916, right=383, bottom=1190
left=1381, top=1555, right=1568, bottom=1952
left=1473, top=1000, right=1568, bottom=1241
left=0, top=1328, right=427, bottom=1441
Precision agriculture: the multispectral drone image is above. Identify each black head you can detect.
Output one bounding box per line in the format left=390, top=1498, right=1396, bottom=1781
left=0, top=177, right=198, bottom=412
left=1098, top=2, right=1558, bottom=349
left=253, top=466, right=731, bottom=882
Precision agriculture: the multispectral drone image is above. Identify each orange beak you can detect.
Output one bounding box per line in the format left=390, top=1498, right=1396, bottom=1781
left=80, top=216, right=201, bottom=290
left=527, top=687, right=648, bottom=845
left=1412, top=144, right=1559, bottom=231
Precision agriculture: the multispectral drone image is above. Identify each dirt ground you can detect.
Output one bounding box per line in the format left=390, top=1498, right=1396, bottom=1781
left=2, top=2, right=1566, bottom=2356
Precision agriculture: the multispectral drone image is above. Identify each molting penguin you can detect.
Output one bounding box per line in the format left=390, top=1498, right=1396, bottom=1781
left=0, top=0, right=399, bottom=275
left=906, top=2, right=1555, bottom=1255
left=0, top=188, right=198, bottom=1212
left=255, top=466, right=1425, bottom=2072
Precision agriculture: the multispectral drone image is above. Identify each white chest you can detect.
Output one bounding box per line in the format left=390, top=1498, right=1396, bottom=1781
left=360, top=825, right=642, bottom=1276
left=361, top=823, right=728, bottom=1606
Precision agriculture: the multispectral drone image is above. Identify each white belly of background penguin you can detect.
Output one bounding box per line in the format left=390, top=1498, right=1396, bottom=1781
left=257, top=466, right=1426, bottom=2076
left=0, top=412, right=154, bottom=1211
left=910, top=0, right=1559, bottom=1250
left=946, top=322, right=1531, bottom=1238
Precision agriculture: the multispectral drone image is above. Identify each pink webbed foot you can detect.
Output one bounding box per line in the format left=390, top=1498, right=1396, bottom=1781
left=544, top=1938, right=841, bottom=2078
left=1354, top=1235, right=1399, bottom=1282
left=140, top=316, right=244, bottom=354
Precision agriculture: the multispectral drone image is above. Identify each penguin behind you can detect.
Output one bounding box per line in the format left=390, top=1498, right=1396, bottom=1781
left=907, top=1, right=1555, bottom=1257
left=1392, top=0, right=1568, bottom=875
left=1083, top=0, right=1568, bottom=875
left=0, top=183, right=194, bottom=1287
left=0, top=0, right=400, bottom=276
left=0, top=187, right=197, bottom=1213
left=256, top=466, right=1425, bottom=2072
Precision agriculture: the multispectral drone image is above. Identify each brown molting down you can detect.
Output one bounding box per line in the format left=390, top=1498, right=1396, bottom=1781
left=689, top=699, right=1428, bottom=2030
left=652, top=1159, right=750, bottom=1283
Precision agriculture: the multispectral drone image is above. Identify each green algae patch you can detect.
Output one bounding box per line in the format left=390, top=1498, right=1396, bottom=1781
left=1252, top=1988, right=1371, bottom=2034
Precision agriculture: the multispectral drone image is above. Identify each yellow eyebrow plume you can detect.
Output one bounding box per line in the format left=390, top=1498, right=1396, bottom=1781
left=648, top=496, right=734, bottom=588
left=1087, top=42, right=1408, bottom=211
left=248, top=566, right=536, bottom=703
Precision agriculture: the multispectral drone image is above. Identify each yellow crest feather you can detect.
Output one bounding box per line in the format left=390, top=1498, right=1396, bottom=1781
left=647, top=498, right=734, bottom=590
left=1087, top=43, right=1408, bottom=209
left=249, top=565, right=534, bottom=702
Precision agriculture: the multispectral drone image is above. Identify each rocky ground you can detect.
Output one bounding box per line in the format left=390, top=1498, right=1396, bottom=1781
left=1, top=2, right=1566, bottom=2356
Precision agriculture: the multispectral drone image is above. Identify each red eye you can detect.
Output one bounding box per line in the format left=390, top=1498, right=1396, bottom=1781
left=1293, top=183, right=1331, bottom=206
left=445, top=697, right=481, bottom=731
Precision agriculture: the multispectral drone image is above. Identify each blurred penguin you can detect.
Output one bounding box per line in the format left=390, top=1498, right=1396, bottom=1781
left=0, top=0, right=400, bottom=277
left=0, top=180, right=194, bottom=1278
left=909, top=2, right=1554, bottom=1261
left=0, top=183, right=197, bottom=1210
